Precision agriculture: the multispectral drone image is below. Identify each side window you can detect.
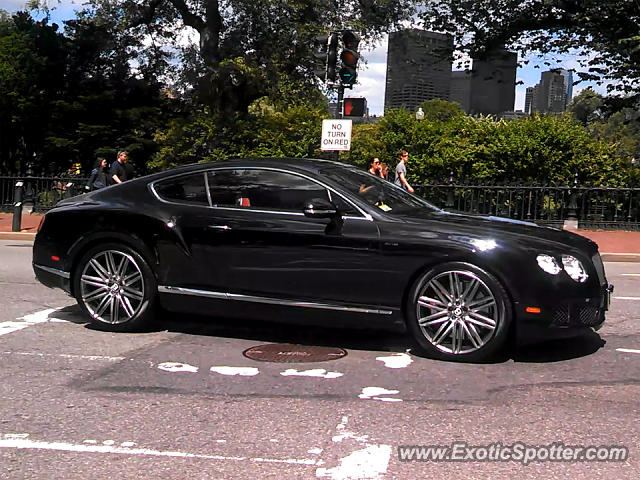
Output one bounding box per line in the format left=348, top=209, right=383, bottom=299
left=208, top=169, right=333, bottom=212
left=154, top=173, right=209, bottom=206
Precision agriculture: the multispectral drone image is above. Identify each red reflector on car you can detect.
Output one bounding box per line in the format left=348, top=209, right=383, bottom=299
left=526, top=307, right=541, bottom=314
left=51, top=255, right=60, bottom=262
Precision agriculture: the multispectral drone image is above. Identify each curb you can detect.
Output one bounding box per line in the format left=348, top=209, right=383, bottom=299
left=0, top=232, right=36, bottom=241
left=600, top=253, right=640, bottom=263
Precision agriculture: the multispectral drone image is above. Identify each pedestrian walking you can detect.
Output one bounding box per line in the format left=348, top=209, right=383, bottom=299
left=87, top=158, right=109, bottom=191
left=394, top=150, right=414, bottom=193
left=110, top=151, right=129, bottom=184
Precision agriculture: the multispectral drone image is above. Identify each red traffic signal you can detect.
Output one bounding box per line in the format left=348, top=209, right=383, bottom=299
left=339, top=31, right=360, bottom=86
left=343, top=98, right=367, bottom=117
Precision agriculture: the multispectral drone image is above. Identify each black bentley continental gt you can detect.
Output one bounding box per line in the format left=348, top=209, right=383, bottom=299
left=33, top=158, right=613, bottom=361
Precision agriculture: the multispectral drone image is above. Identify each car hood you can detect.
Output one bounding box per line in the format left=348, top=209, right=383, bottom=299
left=391, top=209, right=598, bottom=253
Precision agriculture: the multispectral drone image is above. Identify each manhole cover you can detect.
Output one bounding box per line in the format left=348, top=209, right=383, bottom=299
left=243, top=344, right=347, bottom=363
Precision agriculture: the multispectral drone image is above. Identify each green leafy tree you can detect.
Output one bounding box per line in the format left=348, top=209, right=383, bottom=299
left=82, top=0, right=413, bottom=114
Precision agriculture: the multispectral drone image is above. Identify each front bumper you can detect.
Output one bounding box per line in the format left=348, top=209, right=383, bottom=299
left=516, top=283, right=613, bottom=346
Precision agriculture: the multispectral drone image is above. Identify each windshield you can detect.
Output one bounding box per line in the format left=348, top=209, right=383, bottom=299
left=321, top=166, right=441, bottom=215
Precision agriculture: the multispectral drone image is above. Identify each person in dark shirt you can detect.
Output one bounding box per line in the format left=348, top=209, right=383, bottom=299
left=87, top=158, right=108, bottom=191
left=110, top=151, right=128, bottom=184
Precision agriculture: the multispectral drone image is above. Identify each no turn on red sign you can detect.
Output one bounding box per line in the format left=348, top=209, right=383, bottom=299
left=321, top=119, right=352, bottom=151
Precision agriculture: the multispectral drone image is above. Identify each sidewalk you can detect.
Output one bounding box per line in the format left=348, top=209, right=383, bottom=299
left=1, top=211, right=639, bottom=261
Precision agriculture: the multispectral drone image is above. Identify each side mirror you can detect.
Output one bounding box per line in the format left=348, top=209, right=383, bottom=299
left=303, top=198, right=338, bottom=219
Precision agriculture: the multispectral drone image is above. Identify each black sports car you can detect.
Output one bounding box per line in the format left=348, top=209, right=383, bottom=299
left=33, top=158, right=613, bottom=361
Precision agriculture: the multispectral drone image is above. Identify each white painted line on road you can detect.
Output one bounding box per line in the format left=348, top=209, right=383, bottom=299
left=616, top=348, right=640, bottom=354
left=0, top=434, right=317, bottom=466
left=621, top=274, right=640, bottom=277
left=613, top=297, right=640, bottom=301
left=358, top=387, right=402, bottom=402
left=0, top=308, right=62, bottom=337
left=316, top=444, right=392, bottom=480
left=157, top=362, right=199, bottom=373
left=376, top=352, right=413, bottom=369
left=280, top=369, right=343, bottom=379
left=210, top=366, right=259, bottom=376
left=1, top=351, right=125, bottom=362
left=317, top=416, right=391, bottom=479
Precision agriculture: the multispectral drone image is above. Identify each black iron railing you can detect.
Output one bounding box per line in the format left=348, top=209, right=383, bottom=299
left=2, top=174, right=639, bottom=230
left=0, top=176, right=88, bottom=213
left=414, top=182, right=640, bottom=231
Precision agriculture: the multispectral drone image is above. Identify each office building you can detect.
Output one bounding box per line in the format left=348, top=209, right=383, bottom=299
left=468, top=49, right=517, bottom=115
left=384, top=29, right=453, bottom=114
left=527, top=69, right=573, bottom=114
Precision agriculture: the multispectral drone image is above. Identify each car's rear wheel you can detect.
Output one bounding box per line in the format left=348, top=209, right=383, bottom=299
left=407, top=262, right=511, bottom=362
left=73, top=243, right=157, bottom=331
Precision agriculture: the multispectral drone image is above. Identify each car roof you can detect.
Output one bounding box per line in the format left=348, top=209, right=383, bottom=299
left=143, top=157, right=355, bottom=180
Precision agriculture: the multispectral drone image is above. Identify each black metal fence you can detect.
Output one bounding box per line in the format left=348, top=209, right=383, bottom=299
left=1, top=175, right=639, bottom=230
left=414, top=182, right=640, bottom=231
left=0, top=175, right=88, bottom=213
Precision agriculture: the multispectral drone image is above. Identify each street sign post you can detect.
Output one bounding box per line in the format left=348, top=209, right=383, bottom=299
left=321, top=119, right=352, bottom=151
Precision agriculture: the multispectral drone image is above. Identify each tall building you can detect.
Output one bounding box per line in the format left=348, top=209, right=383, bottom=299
left=450, top=71, right=472, bottom=112
left=449, top=48, right=517, bottom=115
left=384, top=29, right=453, bottom=114
left=468, top=49, right=517, bottom=115
left=527, top=69, right=573, bottom=114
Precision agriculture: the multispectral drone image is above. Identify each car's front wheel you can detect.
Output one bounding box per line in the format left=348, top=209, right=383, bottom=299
left=73, top=243, right=157, bottom=331
left=407, top=262, right=512, bottom=362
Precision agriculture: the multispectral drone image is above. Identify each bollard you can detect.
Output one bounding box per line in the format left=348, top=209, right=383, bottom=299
left=12, top=181, right=24, bottom=232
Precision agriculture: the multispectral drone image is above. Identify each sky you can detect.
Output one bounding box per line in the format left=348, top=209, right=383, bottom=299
left=4, top=0, right=608, bottom=116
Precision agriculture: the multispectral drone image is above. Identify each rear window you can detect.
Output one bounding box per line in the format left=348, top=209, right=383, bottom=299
left=154, top=173, right=209, bottom=206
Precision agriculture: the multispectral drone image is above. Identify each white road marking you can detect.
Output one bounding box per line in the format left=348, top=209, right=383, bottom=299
left=375, top=353, right=413, bottom=369
left=616, top=348, right=640, bottom=354
left=280, top=369, right=343, bottom=379
left=316, top=444, right=392, bottom=480
left=157, top=362, right=199, bottom=373
left=614, top=297, right=640, bottom=301
left=210, top=366, right=259, bottom=376
left=2, top=351, right=125, bottom=362
left=317, top=416, right=391, bottom=479
left=621, top=274, right=640, bottom=277
left=0, top=435, right=317, bottom=465
left=308, top=448, right=323, bottom=454
left=0, top=308, right=62, bottom=337
left=358, top=387, right=402, bottom=402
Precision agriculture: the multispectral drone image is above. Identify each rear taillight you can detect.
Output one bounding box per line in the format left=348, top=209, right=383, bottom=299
left=37, top=215, right=45, bottom=233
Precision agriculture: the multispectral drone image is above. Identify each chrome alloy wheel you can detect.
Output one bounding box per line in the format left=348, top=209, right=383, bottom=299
left=415, top=270, right=501, bottom=355
left=79, top=250, right=145, bottom=324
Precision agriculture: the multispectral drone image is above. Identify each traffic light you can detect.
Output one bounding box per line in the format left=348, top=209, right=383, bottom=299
left=327, top=33, right=338, bottom=82
left=339, top=31, right=360, bottom=86
left=343, top=98, right=367, bottom=117
left=312, top=33, right=338, bottom=83
left=312, top=34, right=329, bottom=81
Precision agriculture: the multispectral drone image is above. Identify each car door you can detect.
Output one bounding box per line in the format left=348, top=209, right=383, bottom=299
left=184, top=167, right=383, bottom=308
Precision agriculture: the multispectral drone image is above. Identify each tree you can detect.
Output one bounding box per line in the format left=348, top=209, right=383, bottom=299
left=83, top=0, right=414, bottom=114
left=418, top=0, right=640, bottom=99
left=568, top=89, right=605, bottom=126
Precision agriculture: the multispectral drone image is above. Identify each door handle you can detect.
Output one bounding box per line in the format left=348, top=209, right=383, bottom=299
left=208, top=225, right=231, bottom=231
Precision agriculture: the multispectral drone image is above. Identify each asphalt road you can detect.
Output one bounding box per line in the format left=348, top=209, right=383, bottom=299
left=1, top=239, right=639, bottom=479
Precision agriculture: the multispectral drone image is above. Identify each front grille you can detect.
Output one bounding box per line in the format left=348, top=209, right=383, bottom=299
left=577, top=306, right=600, bottom=326
left=550, top=303, right=602, bottom=327
left=551, top=305, right=569, bottom=326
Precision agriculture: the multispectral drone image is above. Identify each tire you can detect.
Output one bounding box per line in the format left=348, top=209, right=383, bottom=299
left=73, top=243, right=157, bottom=332
left=406, top=262, right=512, bottom=362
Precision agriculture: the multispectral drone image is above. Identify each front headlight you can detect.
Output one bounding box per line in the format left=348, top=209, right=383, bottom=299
left=536, top=254, right=562, bottom=275
left=561, top=255, right=589, bottom=283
